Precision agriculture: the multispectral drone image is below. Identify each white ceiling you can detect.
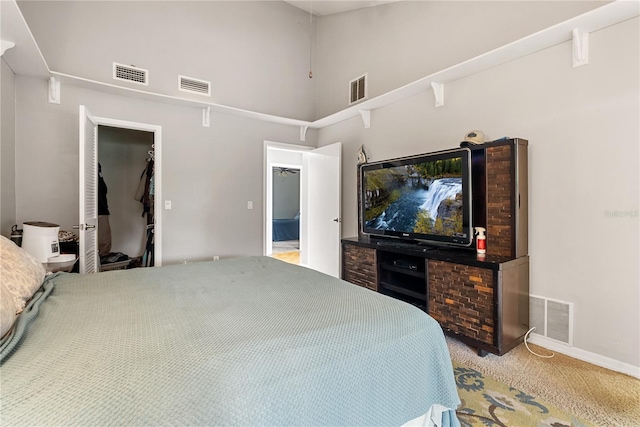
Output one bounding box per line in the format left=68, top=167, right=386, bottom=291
left=283, top=0, right=400, bottom=16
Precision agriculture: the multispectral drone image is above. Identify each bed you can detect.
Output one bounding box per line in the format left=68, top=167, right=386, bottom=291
left=0, top=236, right=460, bottom=426
left=272, top=216, right=300, bottom=241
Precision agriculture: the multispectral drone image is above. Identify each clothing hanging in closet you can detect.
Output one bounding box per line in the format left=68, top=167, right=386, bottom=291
left=135, top=153, right=155, bottom=267
left=135, top=159, right=154, bottom=224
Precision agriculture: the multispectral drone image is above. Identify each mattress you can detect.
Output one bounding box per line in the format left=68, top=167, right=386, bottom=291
left=0, top=256, right=460, bottom=426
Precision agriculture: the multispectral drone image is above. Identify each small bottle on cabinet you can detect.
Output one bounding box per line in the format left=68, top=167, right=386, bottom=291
left=475, top=227, right=487, bottom=254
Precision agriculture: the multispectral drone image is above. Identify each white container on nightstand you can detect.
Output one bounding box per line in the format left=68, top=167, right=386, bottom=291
left=21, top=221, right=60, bottom=263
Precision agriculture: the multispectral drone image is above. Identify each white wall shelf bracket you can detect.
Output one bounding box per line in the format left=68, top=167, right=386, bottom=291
left=300, top=125, right=308, bottom=142
left=359, top=110, right=371, bottom=129
left=48, top=76, right=60, bottom=104
left=431, top=82, right=444, bottom=108
left=202, top=106, right=211, bottom=127
left=572, top=28, right=589, bottom=68
left=1, top=40, right=16, bottom=56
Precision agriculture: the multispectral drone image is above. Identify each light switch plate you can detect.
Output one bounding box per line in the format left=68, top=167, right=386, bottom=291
left=165, top=200, right=172, bottom=210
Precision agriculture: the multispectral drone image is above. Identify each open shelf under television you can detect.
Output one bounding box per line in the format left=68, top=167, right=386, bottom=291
left=378, top=249, right=428, bottom=310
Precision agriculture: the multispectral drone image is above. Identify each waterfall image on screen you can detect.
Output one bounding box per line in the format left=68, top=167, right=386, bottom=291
left=364, top=157, right=464, bottom=237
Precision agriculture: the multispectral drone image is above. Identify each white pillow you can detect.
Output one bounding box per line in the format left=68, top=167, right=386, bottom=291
left=0, top=235, right=46, bottom=314
left=1, top=284, right=18, bottom=338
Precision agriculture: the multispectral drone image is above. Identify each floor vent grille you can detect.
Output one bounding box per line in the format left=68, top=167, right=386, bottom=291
left=530, top=295, right=573, bottom=345
left=113, top=63, right=148, bottom=85
left=179, top=75, right=211, bottom=96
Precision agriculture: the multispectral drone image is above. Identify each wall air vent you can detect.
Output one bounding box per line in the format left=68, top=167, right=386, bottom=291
left=178, top=75, right=211, bottom=97
left=530, top=295, right=573, bottom=345
left=113, top=63, right=148, bottom=86
left=349, top=73, right=367, bottom=105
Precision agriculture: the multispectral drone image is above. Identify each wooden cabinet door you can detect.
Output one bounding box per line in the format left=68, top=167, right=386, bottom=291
left=342, top=245, right=377, bottom=291
left=428, top=260, right=495, bottom=345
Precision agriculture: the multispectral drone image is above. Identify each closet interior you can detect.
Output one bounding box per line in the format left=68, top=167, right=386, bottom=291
left=97, top=125, right=155, bottom=270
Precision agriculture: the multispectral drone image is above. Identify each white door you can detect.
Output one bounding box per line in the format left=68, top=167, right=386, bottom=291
left=78, top=105, right=99, bottom=274
left=301, top=142, right=342, bottom=277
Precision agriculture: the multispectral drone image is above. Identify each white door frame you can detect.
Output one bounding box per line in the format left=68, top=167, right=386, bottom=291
left=95, top=116, right=163, bottom=266
left=263, top=141, right=312, bottom=259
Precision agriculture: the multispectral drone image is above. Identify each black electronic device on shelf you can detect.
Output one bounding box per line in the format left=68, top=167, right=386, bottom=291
left=392, top=258, right=418, bottom=271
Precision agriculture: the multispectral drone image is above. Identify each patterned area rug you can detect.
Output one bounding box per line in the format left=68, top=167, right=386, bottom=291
left=453, top=362, right=594, bottom=427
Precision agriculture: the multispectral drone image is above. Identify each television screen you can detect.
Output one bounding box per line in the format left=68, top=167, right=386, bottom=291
left=361, top=148, right=472, bottom=246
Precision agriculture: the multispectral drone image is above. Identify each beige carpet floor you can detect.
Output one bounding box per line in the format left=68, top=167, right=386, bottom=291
left=446, top=337, right=640, bottom=426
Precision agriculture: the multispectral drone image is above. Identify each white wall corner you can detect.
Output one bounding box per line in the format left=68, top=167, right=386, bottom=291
left=359, top=110, right=371, bottom=129
left=1, top=40, right=16, bottom=56
left=202, top=106, right=211, bottom=127
left=430, top=82, right=444, bottom=107
left=572, top=28, right=589, bottom=68
left=300, top=125, right=308, bottom=142
left=48, top=77, right=60, bottom=104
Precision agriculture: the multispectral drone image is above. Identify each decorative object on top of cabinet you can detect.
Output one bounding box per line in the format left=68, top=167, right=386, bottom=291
left=357, top=144, right=368, bottom=165
left=462, top=130, right=486, bottom=145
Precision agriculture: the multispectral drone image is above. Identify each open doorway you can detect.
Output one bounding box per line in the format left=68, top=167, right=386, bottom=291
left=264, top=141, right=342, bottom=277
left=271, top=166, right=301, bottom=265
left=264, top=142, right=306, bottom=264
left=98, top=125, right=155, bottom=270
left=78, top=105, right=162, bottom=273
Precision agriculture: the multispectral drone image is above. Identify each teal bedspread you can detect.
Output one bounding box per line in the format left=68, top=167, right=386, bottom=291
left=1, top=256, right=460, bottom=426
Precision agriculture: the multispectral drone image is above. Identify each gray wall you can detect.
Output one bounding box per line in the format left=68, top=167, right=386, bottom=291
left=272, top=168, right=300, bottom=219
left=98, top=126, right=154, bottom=258
left=317, top=17, right=640, bottom=368
left=1, top=59, right=17, bottom=237
left=12, top=0, right=320, bottom=263
left=18, top=1, right=318, bottom=121
left=14, top=76, right=316, bottom=264
left=314, top=1, right=604, bottom=118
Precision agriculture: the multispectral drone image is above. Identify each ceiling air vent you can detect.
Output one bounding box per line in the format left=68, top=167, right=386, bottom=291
left=178, top=75, right=211, bottom=97
left=113, top=63, right=148, bottom=86
left=349, top=73, right=367, bottom=105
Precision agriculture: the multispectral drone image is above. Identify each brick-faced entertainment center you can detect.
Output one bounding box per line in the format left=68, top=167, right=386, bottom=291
left=342, top=138, right=530, bottom=356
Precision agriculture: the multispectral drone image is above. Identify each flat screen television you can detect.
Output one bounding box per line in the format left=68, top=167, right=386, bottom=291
left=361, top=148, right=473, bottom=247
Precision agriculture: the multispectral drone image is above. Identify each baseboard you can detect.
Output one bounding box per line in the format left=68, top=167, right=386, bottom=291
left=528, top=335, right=640, bottom=379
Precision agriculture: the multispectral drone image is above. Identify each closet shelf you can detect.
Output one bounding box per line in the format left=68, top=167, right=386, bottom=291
left=3, top=0, right=638, bottom=132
